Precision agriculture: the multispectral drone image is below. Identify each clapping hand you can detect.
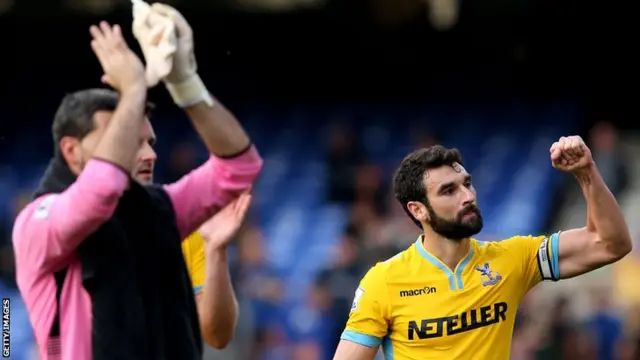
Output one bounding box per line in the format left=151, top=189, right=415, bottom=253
left=199, top=193, right=252, bottom=251
left=90, top=22, right=146, bottom=92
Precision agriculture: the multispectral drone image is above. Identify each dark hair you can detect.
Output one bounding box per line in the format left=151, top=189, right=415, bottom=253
left=52, top=88, right=154, bottom=153
left=392, top=145, right=464, bottom=229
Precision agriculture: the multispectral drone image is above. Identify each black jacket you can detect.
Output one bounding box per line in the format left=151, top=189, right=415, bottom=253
left=35, top=157, right=202, bottom=360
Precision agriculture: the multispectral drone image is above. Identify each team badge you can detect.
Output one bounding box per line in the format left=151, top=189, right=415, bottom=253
left=34, top=194, right=59, bottom=220
left=474, top=262, right=502, bottom=287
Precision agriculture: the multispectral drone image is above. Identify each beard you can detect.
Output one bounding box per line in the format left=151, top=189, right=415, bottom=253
left=426, top=203, right=483, bottom=241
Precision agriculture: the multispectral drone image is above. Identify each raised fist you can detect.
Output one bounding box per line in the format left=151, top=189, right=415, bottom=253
left=550, top=136, right=594, bottom=174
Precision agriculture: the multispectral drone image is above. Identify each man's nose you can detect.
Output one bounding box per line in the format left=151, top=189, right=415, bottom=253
left=142, top=143, right=157, bottom=161
left=461, top=186, right=475, bottom=205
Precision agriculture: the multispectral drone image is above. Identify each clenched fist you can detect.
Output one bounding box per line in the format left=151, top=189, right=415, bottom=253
left=550, top=136, right=594, bottom=174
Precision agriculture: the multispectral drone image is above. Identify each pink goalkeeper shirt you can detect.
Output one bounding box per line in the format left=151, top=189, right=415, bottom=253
left=12, top=147, right=262, bottom=360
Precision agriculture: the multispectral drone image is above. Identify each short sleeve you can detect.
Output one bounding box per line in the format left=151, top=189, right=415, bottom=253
left=501, top=232, right=561, bottom=291
left=181, top=232, right=205, bottom=294
left=340, top=264, right=389, bottom=348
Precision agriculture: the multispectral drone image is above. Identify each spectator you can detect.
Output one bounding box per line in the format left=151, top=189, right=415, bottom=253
left=167, top=141, right=200, bottom=182
left=0, top=190, right=33, bottom=288
left=621, top=305, right=640, bottom=360
left=354, top=162, right=388, bottom=216
left=231, top=225, right=285, bottom=359
left=411, top=126, right=440, bottom=149
left=289, top=280, right=334, bottom=360
left=585, top=287, right=623, bottom=360
left=589, top=121, right=628, bottom=196
left=535, top=297, right=576, bottom=360
left=325, top=125, right=363, bottom=204
left=316, top=225, right=366, bottom=351
left=377, top=193, right=420, bottom=250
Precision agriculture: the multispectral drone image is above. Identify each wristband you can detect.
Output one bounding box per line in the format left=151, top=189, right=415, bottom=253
left=165, top=74, right=215, bottom=108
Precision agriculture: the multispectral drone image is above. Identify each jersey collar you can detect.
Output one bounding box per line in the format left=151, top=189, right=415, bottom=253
left=415, top=236, right=475, bottom=291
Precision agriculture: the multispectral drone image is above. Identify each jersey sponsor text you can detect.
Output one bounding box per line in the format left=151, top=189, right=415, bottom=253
left=407, top=302, right=508, bottom=340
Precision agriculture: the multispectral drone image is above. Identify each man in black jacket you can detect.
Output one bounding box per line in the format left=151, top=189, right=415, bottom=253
left=13, top=20, right=262, bottom=360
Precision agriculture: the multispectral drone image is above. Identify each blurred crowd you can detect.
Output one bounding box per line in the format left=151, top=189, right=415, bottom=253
left=1, top=120, right=640, bottom=360
left=510, top=289, right=640, bottom=360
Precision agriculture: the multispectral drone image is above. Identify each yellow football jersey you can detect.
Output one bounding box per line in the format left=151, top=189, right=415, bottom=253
left=182, top=232, right=206, bottom=294
left=342, top=233, right=560, bottom=360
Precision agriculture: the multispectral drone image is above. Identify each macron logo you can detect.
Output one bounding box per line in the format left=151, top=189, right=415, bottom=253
left=400, top=286, right=436, bottom=297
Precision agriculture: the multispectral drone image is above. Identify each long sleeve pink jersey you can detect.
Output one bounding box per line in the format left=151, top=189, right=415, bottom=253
left=12, top=147, right=263, bottom=360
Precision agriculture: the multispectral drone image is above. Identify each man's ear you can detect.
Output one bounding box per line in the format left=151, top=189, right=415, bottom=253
left=407, top=201, right=428, bottom=223
left=59, top=137, right=82, bottom=170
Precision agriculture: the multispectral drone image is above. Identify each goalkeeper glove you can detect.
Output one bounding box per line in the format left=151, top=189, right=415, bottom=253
left=131, top=0, right=177, bottom=87
left=149, top=3, right=214, bottom=108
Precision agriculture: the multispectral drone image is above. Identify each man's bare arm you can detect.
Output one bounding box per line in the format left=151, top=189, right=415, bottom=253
left=196, top=249, right=238, bottom=348
left=549, top=136, right=632, bottom=279
left=90, top=22, right=148, bottom=171
left=140, top=4, right=251, bottom=157
left=93, top=89, right=147, bottom=169
left=194, top=194, right=250, bottom=348
left=557, top=165, right=632, bottom=278
left=333, top=340, right=378, bottom=360
left=185, top=101, right=251, bottom=157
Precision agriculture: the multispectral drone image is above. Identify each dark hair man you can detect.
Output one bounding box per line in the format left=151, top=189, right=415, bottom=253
left=12, top=19, right=262, bottom=360
left=333, top=140, right=631, bottom=360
